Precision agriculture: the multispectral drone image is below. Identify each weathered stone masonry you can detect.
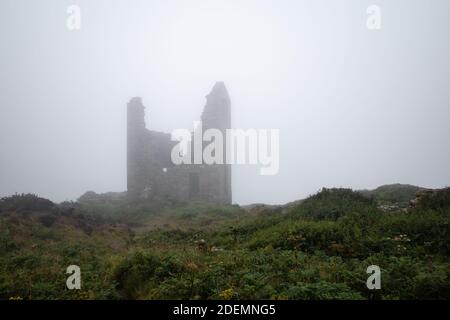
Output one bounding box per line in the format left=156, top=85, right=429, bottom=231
left=127, top=82, right=232, bottom=204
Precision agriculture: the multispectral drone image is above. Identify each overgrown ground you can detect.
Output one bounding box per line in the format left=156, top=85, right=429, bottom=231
left=0, top=185, right=449, bottom=300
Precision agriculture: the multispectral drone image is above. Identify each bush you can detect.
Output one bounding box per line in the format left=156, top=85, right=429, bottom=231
left=0, top=194, right=54, bottom=212
left=288, top=188, right=377, bottom=220
left=39, top=214, right=57, bottom=227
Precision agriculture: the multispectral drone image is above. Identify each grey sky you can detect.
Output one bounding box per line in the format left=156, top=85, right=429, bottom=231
left=0, top=0, right=449, bottom=204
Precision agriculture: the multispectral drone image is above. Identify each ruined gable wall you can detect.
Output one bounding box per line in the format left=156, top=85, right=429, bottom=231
left=127, top=82, right=232, bottom=204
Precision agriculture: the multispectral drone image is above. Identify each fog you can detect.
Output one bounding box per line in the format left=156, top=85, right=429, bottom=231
left=1, top=0, right=449, bottom=204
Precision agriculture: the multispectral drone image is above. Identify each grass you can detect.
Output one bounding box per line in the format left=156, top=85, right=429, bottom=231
left=0, top=187, right=449, bottom=300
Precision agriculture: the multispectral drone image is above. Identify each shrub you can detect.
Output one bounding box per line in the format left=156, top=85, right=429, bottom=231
left=0, top=194, right=54, bottom=212
left=39, top=214, right=57, bottom=227
left=288, top=188, right=377, bottom=220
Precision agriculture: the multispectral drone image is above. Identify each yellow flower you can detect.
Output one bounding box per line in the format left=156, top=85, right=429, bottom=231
left=219, top=288, right=234, bottom=300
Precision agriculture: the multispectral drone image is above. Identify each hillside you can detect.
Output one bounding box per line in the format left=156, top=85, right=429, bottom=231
left=0, top=194, right=132, bottom=299
left=359, top=184, right=422, bottom=207
left=1, top=186, right=449, bottom=300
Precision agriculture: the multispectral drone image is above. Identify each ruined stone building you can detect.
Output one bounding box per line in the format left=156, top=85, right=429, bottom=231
left=127, top=82, right=232, bottom=204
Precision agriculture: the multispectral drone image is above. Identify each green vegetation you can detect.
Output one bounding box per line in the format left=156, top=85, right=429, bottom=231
left=0, top=186, right=449, bottom=300
left=359, top=184, right=421, bottom=207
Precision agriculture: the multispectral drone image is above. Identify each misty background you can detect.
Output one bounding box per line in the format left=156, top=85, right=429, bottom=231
left=0, top=0, right=449, bottom=205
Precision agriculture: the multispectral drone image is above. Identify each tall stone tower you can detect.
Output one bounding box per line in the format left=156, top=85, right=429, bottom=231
left=127, top=97, right=146, bottom=197
left=200, top=82, right=232, bottom=204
